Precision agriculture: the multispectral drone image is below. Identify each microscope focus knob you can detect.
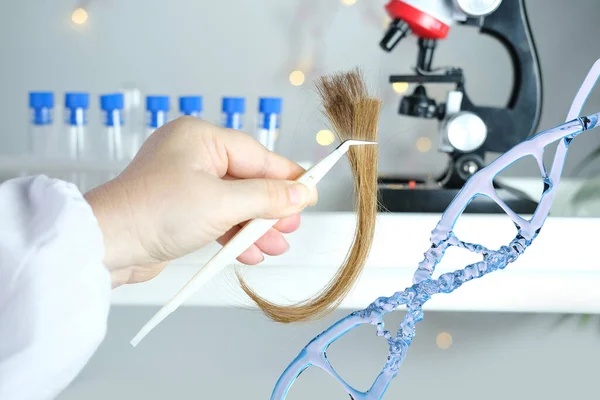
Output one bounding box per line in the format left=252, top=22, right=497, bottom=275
left=444, top=111, right=487, bottom=152
left=453, top=0, right=503, bottom=17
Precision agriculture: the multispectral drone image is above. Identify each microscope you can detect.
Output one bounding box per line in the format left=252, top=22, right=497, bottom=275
left=378, top=0, right=542, bottom=214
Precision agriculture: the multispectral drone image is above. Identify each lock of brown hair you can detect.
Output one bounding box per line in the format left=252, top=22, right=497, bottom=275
left=236, top=68, right=380, bottom=323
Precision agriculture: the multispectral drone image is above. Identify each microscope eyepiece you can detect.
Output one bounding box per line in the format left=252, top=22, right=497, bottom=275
left=380, top=19, right=411, bottom=52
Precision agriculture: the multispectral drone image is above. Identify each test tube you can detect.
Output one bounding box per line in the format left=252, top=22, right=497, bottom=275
left=100, top=93, right=125, bottom=163
left=257, top=97, right=282, bottom=151
left=146, top=95, right=170, bottom=138
left=122, top=87, right=143, bottom=160
left=28, top=91, right=55, bottom=158
left=179, top=96, right=203, bottom=118
left=64, top=92, right=89, bottom=159
left=221, top=97, right=245, bottom=130
left=64, top=92, right=89, bottom=188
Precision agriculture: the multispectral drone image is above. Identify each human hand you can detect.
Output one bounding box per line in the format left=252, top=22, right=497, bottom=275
left=84, top=117, right=318, bottom=287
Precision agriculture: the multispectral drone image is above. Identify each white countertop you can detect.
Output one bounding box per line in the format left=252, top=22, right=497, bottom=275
left=111, top=212, right=600, bottom=314
left=2, top=156, right=598, bottom=313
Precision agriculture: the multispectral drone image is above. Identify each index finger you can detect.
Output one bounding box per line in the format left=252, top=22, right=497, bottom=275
left=211, top=124, right=306, bottom=180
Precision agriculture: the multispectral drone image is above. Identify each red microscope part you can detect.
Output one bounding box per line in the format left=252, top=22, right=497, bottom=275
left=384, top=0, right=450, bottom=39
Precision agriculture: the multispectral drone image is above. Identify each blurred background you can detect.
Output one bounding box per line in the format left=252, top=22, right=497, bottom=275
left=1, top=0, right=600, bottom=399
left=2, top=0, right=600, bottom=212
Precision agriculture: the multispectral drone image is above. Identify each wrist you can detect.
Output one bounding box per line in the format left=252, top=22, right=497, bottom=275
left=84, top=179, right=147, bottom=276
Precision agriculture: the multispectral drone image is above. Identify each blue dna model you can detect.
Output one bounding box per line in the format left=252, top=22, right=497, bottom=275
left=271, top=59, right=600, bottom=399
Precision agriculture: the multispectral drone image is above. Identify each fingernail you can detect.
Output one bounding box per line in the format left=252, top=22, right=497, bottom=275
left=288, top=183, right=309, bottom=206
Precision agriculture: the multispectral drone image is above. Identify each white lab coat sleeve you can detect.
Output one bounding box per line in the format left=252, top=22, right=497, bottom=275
left=0, top=176, right=111, bottom=400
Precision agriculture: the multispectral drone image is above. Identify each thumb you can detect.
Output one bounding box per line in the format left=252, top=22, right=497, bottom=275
left=223, top=178, right=317, bottom=222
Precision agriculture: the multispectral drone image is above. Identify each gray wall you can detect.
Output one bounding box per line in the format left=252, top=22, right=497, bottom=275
left=59, top=307, right=600, bottom=399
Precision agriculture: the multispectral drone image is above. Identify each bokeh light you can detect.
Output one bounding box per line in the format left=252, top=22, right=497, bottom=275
left=316, top=129, right=335, bottom=146
left=416, top=137, right=432, bottom=153
left=289, top=70, right=306, bottom=87
left=392, top=82, right=409, bottom=94
left=71, top=8, right=88, bottom=24
left=436, top=332, right=453, bottom=350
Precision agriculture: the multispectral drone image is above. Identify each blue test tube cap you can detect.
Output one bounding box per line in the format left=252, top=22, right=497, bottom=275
left=65, top=92, right=90, bottom=109
left=29, top=91, right=54, bottom=109
left=259, top=97, right=282, bottom=114
left=146, top=95, right=170, bottom=112
left=179, top=96, right=203, bottom=115
left=100, top=93, right=124, bottom=111
left=29, top=92, right=54, bottom=125
left=222, top=97, right=245, bottom=114
left=65, top=92, right=89, bottom=125
left=100, top=93, right=124, bottom=126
